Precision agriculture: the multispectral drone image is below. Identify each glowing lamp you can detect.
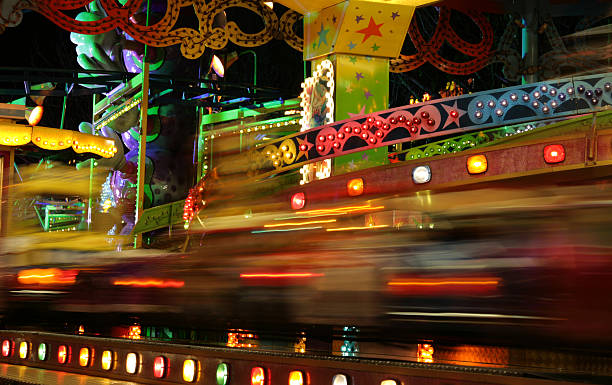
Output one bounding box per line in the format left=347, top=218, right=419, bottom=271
left=26, top=105, right=44, bottom=126
left=467, top=154, right=487, bottom=174
left=291, top=192, right=305, bottom=210
left=217, top=363, right=229, bottom=385
left=332, top=374, right=348, bottom=385
left=347, top=178, right=364, bottom=196
left=153, top=356, right=167, bottom=378
left=101, top=350, right=113, bottom=371
left=412, top=165, right=431, bottom=184
left=79, top=347, right=90, bottom=367
left=19, top=342, right=28, bottom=359
left=211, top=55, right=225, bottom=78
left=183, top=359, right=197, bottom=382
left=543, top=144, right=565, bottom=164
left=380, top=380, right=398, bottom=385
left=126, top=353, right=138, bottom=374
left=251, top=367, right=266, bottom=385
left=57, top=345, right=68, bottom=364
left=289, top=371, right=304, bottom=385
left=37, top=343, right=47, bottom=361
left=1, top=340, right=10, bottom=357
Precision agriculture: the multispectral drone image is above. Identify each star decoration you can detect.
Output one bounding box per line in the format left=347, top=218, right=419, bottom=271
left=391, top=11, right=400, bottom=20
left=347, top=160, right=357, bottom=170
left=296, top=136, right=314, bottom=160
left=371, top=43, right=380, bottom=52
left=347, top=41, right=356, bottom=50
left=356, top=17, right=384, bottom=43
left=317, top=24, right=330, bottom=48
left=332, top=15, right=337, bottom=24
left=441, top=101, right=467, bottom=129
left=348, top=105, right=366, bottom=118
left=364, top=89, right=373, bottom=100
left=349, top=56, right=357, bottom=64
left=355, top=72, right=364, bottom=81
left=355, top=15, right=364, bottom=23
left=345, top=84, right=354, bottom=94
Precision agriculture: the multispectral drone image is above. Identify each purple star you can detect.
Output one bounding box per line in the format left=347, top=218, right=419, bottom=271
left=391, top=11, right=400, bottom=20
left=364, top=90, right=373, bottom=99
left=355, top=72, right=364, bottom=81
left=332, top=15, right=337, bottom=24
left=355, top=15, right=364, bottom=23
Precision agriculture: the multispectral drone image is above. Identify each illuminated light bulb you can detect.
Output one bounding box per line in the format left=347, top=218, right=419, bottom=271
left=476, top=101, right=484, bottom=108
left=353, top=127, right=361, bottom=134
left=409, top=126, right=418, bottom=134
left=361, top=132, right=368, bottom=139
left=337, top=132, right=345, bottom=139
left=35, top=137, right=41, bottom=142
left=318, top=135, right=325, bottom=142
left=19, top=342, right=28, bottom=359
left=299, top=144, right=307, bottom=151
left=375, top=120, right=382, bottom=127
left=347, top=178, right=364, bottom=196
left=57, top=345, right=68, bottom=364
left=450, top=110, right=458, bottom=118
left=125, top=353, right=138, bottom=374
left=367, top=117, right=374, bottom=124
left=533, top=91, right=541, bottom=99
left=487, top=100, right=495, bottom=108
left=211, top=55, right=225, bottom=77
left=1, top=341, right=10, bottom=357
left=522, top=94, right=530, bottom=102
left=183, top=359, right=197, bottom=382
left=333, top=142, right=340, bottom=149
left=382, top=123, right=390, bottom=130
left=398, top=115, right=406, bottom=123
left=543, top=144, right=565, bottom=164
left=467, top=154, right=487, bottom=174
left=291, top=192, right=305, bottom=210
left=577, top=85, right=585, bottom=93
left=421, top=111, right=429, bottom=118
left=380, top=380, right=398, bottom=385
left=79, top=347, right=90, bottom=367
left=332, top=374, right=348, bottom=385
left=251, top=367, right=265, bottom=385
left=289, top=371, right=304, bottom=385
left=510, top=93, right=518, bottom=101
left=389, top=117, right=397, bottom=124
left=316, top=145, right=324, bottom=152
left=567, top=87, right=574, bottom=95
left=412, top=117, right=421, bottom=125
left=153, top=356, right=167, bottom=378
left=361, top=123, right=368, bottom=130
left=412, top=165, right=431, bottom=184
left=427, top=118, right=435, bottom=126
left=500, top=99, right=508, bottom=107
left=217, top=363, right=229, bottom=385
left=27, top=105, right=44, bottom=126
left=474, top=111, right=483, bottom=119
left=376, top=130, right=383, bottom=137
left=495, top=109, right=503, bottom=116
left=101, top=350, right=113, bottom=370
left=327, top=134, right=335, bottom=140
left=540, top=85, right=548, bottom=93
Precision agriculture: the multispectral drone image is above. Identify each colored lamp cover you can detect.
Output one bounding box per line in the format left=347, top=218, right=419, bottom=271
left=291, top=192, right=306, bottom=210
left=543, top=144, right=565, bottom=164
left=216, top=363, right=229, bottom=385
left=153, top=356, right=167, bottom=378
left=101, top=350, right=113, bottom=371
left=57, top=345, right=68, bottom=364
left=380, top=380, right=398, bottom=385
left=251, top=366, right=266, bottom=385
left=289, top=371, right=304, bottom=385
left=126, top=353, right=138, bottom=374
left=26, top=105, right=44, bottom=126
left=347, top=178, right=364, bottom=196
left=79, top=347, right=90, bottom=367
left=332, top=374, right=348, bottom=385
left=18, top=342, right=28, bottom=359
left=412, top=165, right=431, bottom=184
left=467, top=155, right=488, bottom=174
left=37, top=343, right=47, bottom=361
left=183, top=359, right=197, bottom=382
left=1, top=340, right=10, bottom=357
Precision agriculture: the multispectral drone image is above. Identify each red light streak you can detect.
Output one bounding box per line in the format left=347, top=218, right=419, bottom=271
left=112, top=279, right=185, bottom=288
left=387, top=278, right=499, bottom=286
left=240, top=273, right=324, bottom=278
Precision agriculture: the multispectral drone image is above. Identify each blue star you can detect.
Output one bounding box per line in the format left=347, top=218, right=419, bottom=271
left=347, top=41, right=356, bottom=50
left=391, top=11, right=400, bottom=20
left=317, top=24, right=330, bottom=48
left=355, top=15, right=364, bottom=23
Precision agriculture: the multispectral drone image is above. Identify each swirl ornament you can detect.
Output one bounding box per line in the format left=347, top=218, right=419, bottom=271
left=391, top=6, right=494, bottom=75
left=3, top=0, right=303, bottom=59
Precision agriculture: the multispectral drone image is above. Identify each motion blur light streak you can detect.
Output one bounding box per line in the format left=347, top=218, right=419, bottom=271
left=327, top=225, right=389, bottom=232
left=240, top=273, right=324, bottom=278
left=252, top=226, right=323, bottom=233
left=112, top=279, right=185, bottom=288
left=299, top=204, right=384, bottom=215
left=387, top=278, right=500, bottom=286
left=17, top=268, right=77, bottom=285
left=264, top=219, right=336, bottom=227
left=387, top=312, right=565, bottom=320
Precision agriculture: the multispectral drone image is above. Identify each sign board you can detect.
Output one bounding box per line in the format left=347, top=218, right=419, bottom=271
left=132, top=199, right=185, bottom=234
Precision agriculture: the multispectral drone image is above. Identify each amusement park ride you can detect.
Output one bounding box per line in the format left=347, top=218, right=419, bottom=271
left=0, top=0, right=612, bottom=384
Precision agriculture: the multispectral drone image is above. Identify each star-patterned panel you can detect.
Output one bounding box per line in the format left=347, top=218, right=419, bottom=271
left=304, top=2, right=348, bottom=60
left=335, top=1, right=415, bottom=58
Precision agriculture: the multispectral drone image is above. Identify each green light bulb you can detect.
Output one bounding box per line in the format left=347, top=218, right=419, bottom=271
left=37, top=343, right=47, bottom=361
left=216, top=363, right=229, bottom=385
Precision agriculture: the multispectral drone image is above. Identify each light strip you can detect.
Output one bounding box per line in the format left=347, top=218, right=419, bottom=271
left=113, top=279, right=184, bottom=288
left=299, top=205, right=385, bottom=215
left=386, top=312, right=565, bottom=320
left=388, top=278, right=499, bottom=286
left=327, top=224, right=389, bottom=232
left=264, top=219, right=336, bottom=228
left=251, top=226, right=322, bottom=233
left=240, top=273, right=324, bottom=278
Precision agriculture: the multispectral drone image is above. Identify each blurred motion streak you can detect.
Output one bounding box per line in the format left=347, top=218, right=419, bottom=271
left=112, top=279, right=185, bottom=288
left=240, top=273, right=324, bottom=279
left=299, top=205, right=385, bottom=216
left=388, top=277, right=500, bottom=295
left=327, top=225, right=389, bottom=232
left=17, top=268, right=77, bottom=285
left=264, top=219, right=337, bottom=227
left=252, top=226, right=323, bottom=233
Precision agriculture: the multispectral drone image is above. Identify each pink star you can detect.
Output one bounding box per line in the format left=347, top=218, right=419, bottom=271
left=347, top=105, right=366, bottom=118
left=441, top=101, right=466, bottom=129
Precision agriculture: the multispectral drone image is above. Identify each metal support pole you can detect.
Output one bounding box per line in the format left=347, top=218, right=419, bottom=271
left=135, top=62, right=150, bottom=248
left=60, top=95, right=67, bottom=130
left=522, top=11, right=538, bottom=84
